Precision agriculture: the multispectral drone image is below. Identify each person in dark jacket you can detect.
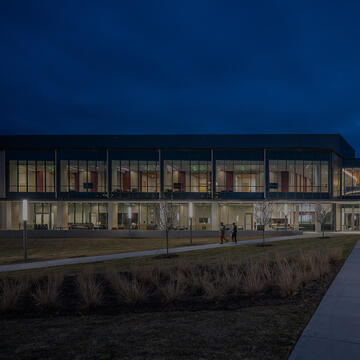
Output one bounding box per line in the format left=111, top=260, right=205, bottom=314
left=232, top=222, right=237, bottom=243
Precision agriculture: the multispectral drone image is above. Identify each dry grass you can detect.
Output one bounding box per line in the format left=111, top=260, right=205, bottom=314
left=106, top=267, right=148, bottom=305
left=0, top=277, right=29, bottom=312
left=160, top=272, right=187, bottom=303
left=242, top=262, right=265, bottom=297
left=200, top=271, right=224, bottom=301
left=32, top=273, right=64, bottom=309
left=328, top=247, right=343, bottom=263
left=276, top=257, right=302, bottom=297
left=77, top=267, right=103, bottom=308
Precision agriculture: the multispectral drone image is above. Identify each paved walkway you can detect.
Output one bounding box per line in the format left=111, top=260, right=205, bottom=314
left=290, top=240, right=360, bottom=360
left=0, top=233, right=322, bottom=273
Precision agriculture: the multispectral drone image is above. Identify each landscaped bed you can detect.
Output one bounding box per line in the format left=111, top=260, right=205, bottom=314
left=0, top=236, right=357, bottom=359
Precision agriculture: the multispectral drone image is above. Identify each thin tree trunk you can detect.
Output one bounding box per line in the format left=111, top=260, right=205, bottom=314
left=263, top=228, right=265, bottom=244
left=166, top=229, right=169, bottom=255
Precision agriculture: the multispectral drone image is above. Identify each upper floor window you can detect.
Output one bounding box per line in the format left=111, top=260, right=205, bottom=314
left=112, top=160, right=159, bottom=193
left=216, top=160, right=264, bottom=193
left=269, top=160, right=328, bottom=193
left=60, top=160, right=106, bottom=193
left=342, top=168, right=360, bottom=196
left=164, top=160, right=211, bottom=193
left=9, top=160, right=55, bottom=193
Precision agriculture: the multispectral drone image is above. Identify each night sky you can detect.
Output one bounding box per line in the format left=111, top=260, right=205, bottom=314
left=1, top=1, right=360, bottom=153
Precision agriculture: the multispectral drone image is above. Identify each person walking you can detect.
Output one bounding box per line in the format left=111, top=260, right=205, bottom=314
left=232, top=222, right=237, bottom=243
left=219, top=222, right=226, bottom=244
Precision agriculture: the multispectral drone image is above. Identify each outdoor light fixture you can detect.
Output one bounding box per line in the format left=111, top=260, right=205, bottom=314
left=189, top=202, right=193, bottom=245
left=189, top=202, right=193, bottom=218
left=22, top=200, right=28, bottom=261
left=22, top=199, right=28, bottom=221
left=128, top=206, right=131, bottom=230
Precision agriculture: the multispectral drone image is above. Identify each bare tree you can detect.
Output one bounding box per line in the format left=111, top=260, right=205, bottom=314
left=315, top=203, right=331, bottom=238
left=254, top=201, right=273, bottom=245
left=158, top=201, right=177, bottom=256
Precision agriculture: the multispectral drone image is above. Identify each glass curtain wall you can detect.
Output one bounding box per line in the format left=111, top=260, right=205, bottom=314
left=164, top=160, right=211, bottom=193
left=112, top=160, right=159, bottom=193
left=61, top=160, right=106, bottom=193
left=117, top=203, right=159, bottom=230
left=269, top=160, right=328, bottom=193
left=68, top=203, right=108, bottom=229
left=216, top=160, right=264, bottom=193
left=342, top=168, right=360, bottom=196
left=332, top=154, right=342, bottom=197
left=33, top=203, right=54, bottom=230
left=218, top=203, right=254, bottom=230
left=9, top=160, right=55, bottom=192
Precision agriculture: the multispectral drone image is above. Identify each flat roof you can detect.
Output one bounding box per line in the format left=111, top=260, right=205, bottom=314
left=0, top=134, right=355, bottom=158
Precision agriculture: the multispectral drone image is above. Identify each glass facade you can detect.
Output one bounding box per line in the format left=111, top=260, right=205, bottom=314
left=61, top=160, right=107, bottom=193
left=68, top=203, right=108, bottom=229
left=342, top=168, right=360, bottom=196
left=332, top=153, right=342, bottom=197
left=9, top=160, right=55, bottom=192
left=216, top=160, right=264, bottom=193
left=33, top=203, right=54, bottom=230
left=112, top=160, right=159, bottom=193
left=218, top=203, right=254, bottom=230
left=117, top=203, right=159, bottom=230
left=269, top=160, right=328, bottom=193
left=164, top=160, right=211, bottom=193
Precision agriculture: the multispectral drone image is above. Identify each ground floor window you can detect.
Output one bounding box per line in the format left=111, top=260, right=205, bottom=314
left=117, top=203, right=159, bottom=230
left=68, top=203, right=108, bottom=229
left=33, top=203, right=54, bottom=230
left=218, top=204, right=254, bottom=230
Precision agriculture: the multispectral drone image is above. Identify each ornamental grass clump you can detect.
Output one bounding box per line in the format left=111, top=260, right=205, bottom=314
left=242, top=262, right=265, bottom=297
left=106, top=267, right=148, bottom=305
left=327, top=247, right=343, bottom=263
left=160, top=272, right=187, bottom=303
left=0, top=277, right=29, bottom=312
left=276, top=257, right=302, bottom=297
left=314, top=251, right=330, bottom=278
left=77, top=268, right=103, bottom=308
left=200, top=270, right=224, bottom=301
left=32, top=272, right=64, bottom=309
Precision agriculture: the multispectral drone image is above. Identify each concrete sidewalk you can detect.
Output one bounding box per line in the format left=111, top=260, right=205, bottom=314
left=290, top=240, right=360, bottom=360
left=0, top=233, right=322, bottom=273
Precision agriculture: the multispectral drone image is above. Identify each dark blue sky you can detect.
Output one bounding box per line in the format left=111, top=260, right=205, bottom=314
left=1, top=1, right=360, bottom=153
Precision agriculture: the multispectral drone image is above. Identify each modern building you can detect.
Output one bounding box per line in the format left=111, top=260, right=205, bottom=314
left=0, top=134, right=359, bottom=232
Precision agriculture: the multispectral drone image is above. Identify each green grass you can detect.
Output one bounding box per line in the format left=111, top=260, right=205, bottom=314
left=0, top=234, right=276, bottom=266
left=4, top=234, right=358, bottom=278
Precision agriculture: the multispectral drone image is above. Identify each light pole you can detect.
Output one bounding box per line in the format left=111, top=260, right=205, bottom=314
left=22, top=199, right=28, bottom=262
left=128, top=205, right=132, bottom=232
left=189, top=202, right=193, bottom=245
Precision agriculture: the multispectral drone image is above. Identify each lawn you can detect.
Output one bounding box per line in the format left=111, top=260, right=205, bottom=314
left=6, top=234, right=355, bottom=277
left=0, top=235, right=357, bottom=360
left=0, top=234, right=278, bottom=266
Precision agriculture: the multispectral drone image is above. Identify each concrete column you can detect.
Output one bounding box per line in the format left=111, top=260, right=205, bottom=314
left=315, top=205, right=321, bottom=233
left=0, top=202, right=6, bottom=229
left=108, top=202, right=117, bottom=230
left=55, top=202, right=67, bottom=229
left=6, top=201, right=12, bottom=230
left=294, top=204, right=299, bottom=231
left=336, top=204, right=341, bottom=231
left=211, top=202, right=217, bottom=231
